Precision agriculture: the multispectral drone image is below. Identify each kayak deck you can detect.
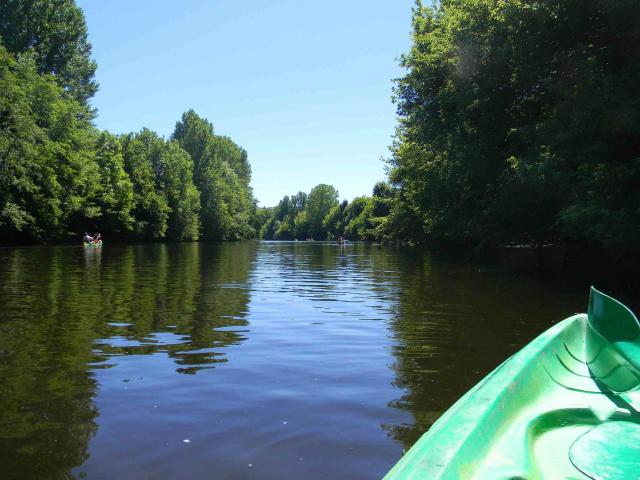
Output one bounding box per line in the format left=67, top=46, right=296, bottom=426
left=385, top=289, right=640, bottom=479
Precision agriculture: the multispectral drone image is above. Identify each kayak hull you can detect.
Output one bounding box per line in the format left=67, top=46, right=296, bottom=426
left=384, top=290, right=640, bottom=479
left=83, top=240, right=102, bottom=247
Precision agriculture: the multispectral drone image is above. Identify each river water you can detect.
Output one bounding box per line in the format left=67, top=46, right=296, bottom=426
left=0, top=242, right=596, bottom=479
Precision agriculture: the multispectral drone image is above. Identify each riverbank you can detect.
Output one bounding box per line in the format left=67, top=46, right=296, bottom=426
left=441, top=243, right=639, bottom=310
left=381, top=239, right=639, bottom=309
left=3, top=237, right=636, bottom=298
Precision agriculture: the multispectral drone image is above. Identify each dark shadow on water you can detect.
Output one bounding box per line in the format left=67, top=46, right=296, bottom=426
left=379, top=248, right=589, bottom=451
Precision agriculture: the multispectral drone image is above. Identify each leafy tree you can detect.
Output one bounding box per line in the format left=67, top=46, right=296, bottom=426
left=306, top=184, right=339, bottom=240
left=293, top=210, right=310, bottom=240
left=290, top=192, right=308, bottom=213
left=258, top=191, right=310, bottom=240
left=322, top=203, right=343, bottom=239
left=260, top=217, right=278, bottom=240
left=0, top=44, right=54, bottom=240
left=260, top=187, right=390, bottom=242
left=0, top=43, right=98, bottom=241
left=388, top=0, right=640, bottom=256
left=342, top=197, right=373, bottom=240
left=367, top=182, right=395, bottom=240
left=172, top=110, right=255, bottom=240
left=212, top=135, right=251, bottom=186
left=121, top=130, right=201, bottom=241
left=121, top=130, right=170, bottom=240
left=252, top=206, right=272, bottom=237
left=0, top=0, right=98, bottom=104
left=274, top=196, right=291, bottom=221
left=0, top=6, right=258, bottom=245
left=151, top=140, right=200, bottom=241
left=274, top=216, right=295, bottom=240
left=92, top=132, right=134, bottom=234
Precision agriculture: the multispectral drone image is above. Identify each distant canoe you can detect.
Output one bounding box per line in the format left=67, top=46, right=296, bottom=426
left=83, top=240, right=103, bottom=248
left=384, top=287, right=640, bottom=480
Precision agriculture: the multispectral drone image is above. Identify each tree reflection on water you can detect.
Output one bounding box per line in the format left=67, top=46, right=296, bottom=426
left=0, top=242, right=256, bottom=479
left=380, top=250, right=586, bottom=452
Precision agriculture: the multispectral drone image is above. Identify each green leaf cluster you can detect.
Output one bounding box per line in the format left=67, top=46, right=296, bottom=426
left=0, top=1, right=256, bottom=243
left=0, top=42, right=99, bottom=240
left=0, top=0, right=98, bottom=105
left=120, top=129, right=200, bottom=241
left=260, top=185, right=339, bottom=240
left=387, top=0, right=640, bottom=255
left=172, top=110, right=255, bottom=240
left=259, top=182, right=393, bottom=242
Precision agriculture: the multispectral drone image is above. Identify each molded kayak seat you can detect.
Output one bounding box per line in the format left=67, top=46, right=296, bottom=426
left=569, top=421, right=640, bottom=480
left=384, top=288, right=640, bottom=480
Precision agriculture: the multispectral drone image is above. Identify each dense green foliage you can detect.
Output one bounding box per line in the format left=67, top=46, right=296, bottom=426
left=260, top=191, right=308, bottom=240
left=260, top=182, right=393, bottom=241
left=0, top=1, right=255, bottom=243
left=0, top=44, right=97, bottom=240
left=3, top=0, right=639, bottom=255
left=121, top=129, right=201, bottom=241
left=173, top=111, right=254, bottom=240
left=387, top=0, right=640, bottom=255
left=261, top=185, right=341, bottom=240
left=0, top=0, right=98, bottom=105
left=260, top=1, right=640, bottom=254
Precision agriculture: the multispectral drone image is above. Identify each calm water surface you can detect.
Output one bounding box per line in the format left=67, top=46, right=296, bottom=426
left=0, top=242, right=592, bottom=479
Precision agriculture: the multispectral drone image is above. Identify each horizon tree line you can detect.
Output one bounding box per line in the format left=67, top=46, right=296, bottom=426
left=2, top=0, right=639, bottom=261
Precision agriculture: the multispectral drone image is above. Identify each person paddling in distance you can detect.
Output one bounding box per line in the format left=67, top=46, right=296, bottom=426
left=83, top=232, right=94, bottom=243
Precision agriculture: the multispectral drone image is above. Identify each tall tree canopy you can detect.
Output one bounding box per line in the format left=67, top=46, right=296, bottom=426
left=0, top=0, right=98, bottom=104
left=259, top=184, right=390, bottom=242
left=388, top=0, right=640, bottom=256
left=93, top=132, right=134, bottom=235
left=5, top=0, right=640, bottom=261
left=306, top=184, right=339, bottom=239
left=172, top=110, right=255, bottom=240
left=0, top=28, right=249, bottom=243
left=0, top=43, right=97, bottom=241
left=120, top=129, right=200, bottom=241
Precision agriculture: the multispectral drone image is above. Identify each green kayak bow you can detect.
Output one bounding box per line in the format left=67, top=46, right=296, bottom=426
left=83, top=240, right=103, bottom=248
left=384, top=287, right=640, bottom=480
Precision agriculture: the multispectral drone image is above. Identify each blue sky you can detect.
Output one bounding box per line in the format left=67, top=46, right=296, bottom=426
left=78, top=0, right=414, bottom=206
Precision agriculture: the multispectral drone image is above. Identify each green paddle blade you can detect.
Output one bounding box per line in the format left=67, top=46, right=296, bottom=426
left=586, top=287, right=640, bottom=393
